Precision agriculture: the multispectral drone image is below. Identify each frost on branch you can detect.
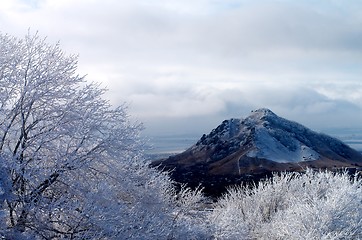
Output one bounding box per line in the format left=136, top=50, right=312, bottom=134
left=0, top=32, right=209, bottom=239
left=209, top=169, right=362, bottom=240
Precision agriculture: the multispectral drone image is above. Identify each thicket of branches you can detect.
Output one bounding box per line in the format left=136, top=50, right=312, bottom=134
left=0, top=31, right=360, bottom=240
left=210, top=169, right=362, bottom=240
left=0, top=32, right=208, bottom=239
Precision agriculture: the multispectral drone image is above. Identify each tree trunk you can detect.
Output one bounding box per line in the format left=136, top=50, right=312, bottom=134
left=15, top=209, right=28, bottom=233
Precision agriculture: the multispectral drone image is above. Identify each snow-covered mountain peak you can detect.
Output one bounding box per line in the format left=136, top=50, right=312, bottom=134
left=191, top=108, right=362, bottom=164
left=154, top=108, right=362, bottom=197
left=240, top=108, right=279, bottom=127
left=239, top=109, right=321, bottom=162
left=251, top=108, right=276, bottom=118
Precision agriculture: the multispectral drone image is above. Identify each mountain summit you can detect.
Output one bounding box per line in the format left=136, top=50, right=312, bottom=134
left=153, top=109, right=362, bottom=196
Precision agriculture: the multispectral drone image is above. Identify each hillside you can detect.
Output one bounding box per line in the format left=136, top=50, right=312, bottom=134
left=152, top=108, right=362, bottom=196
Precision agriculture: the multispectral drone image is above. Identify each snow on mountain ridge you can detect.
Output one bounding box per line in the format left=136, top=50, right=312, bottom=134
left=250, top=125, right=320, bottom=163
left=195, top=108, right=328, bottom=163
left=246, top=109, right=320, bottom=162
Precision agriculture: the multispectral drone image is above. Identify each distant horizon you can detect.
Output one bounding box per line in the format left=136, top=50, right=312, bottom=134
left=145, top=125, right=362, bottom=156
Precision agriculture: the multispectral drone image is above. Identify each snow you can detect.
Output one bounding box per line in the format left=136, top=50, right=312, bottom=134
left=248, top=125, right=320, bottom=163
left=194, top=107, right=361, bottom=165
left=245, top=109, right=320, bottom=162
left=199, top=108, right=326, bottom=163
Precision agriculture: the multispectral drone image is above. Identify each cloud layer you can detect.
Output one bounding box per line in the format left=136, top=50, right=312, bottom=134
left=1, top=0, right=362, bottom=136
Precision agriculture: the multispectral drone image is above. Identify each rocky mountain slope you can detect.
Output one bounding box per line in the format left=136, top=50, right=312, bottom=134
left=152, top=108, right=362, bottom=196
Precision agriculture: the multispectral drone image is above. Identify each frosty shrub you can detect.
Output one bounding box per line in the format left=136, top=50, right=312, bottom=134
left=0, top=32, right=209, bottom=239
left=210, top=169, right=362, bottom=240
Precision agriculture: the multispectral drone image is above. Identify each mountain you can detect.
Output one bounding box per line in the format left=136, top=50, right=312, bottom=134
left=152, top=108, right=362, bottom=197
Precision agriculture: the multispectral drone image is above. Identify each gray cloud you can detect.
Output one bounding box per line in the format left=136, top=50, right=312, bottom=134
left=2, top=0, right=362, bottom=137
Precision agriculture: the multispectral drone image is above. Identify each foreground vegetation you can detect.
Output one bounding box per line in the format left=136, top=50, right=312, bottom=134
left=211, top=169, right=361, bottom=239
left=0, top=32, right=361, bottom=239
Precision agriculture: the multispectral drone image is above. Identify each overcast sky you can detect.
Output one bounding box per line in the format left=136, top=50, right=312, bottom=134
left=1, top=0, right=362, bottom=137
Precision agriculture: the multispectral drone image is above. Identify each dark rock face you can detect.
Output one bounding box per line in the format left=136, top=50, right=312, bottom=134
left=152, top=109, right=362, bottom=198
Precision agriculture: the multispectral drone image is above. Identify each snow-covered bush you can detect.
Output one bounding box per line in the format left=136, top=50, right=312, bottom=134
left=210, top=169, right=362, bottom=240
left=0, top=32, right=209, bottom=239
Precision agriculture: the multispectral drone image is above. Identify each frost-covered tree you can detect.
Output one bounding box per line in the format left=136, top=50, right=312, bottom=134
left=209, top=169, right=362, bottom=240
left=0, top=32, right=208, bottom=239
